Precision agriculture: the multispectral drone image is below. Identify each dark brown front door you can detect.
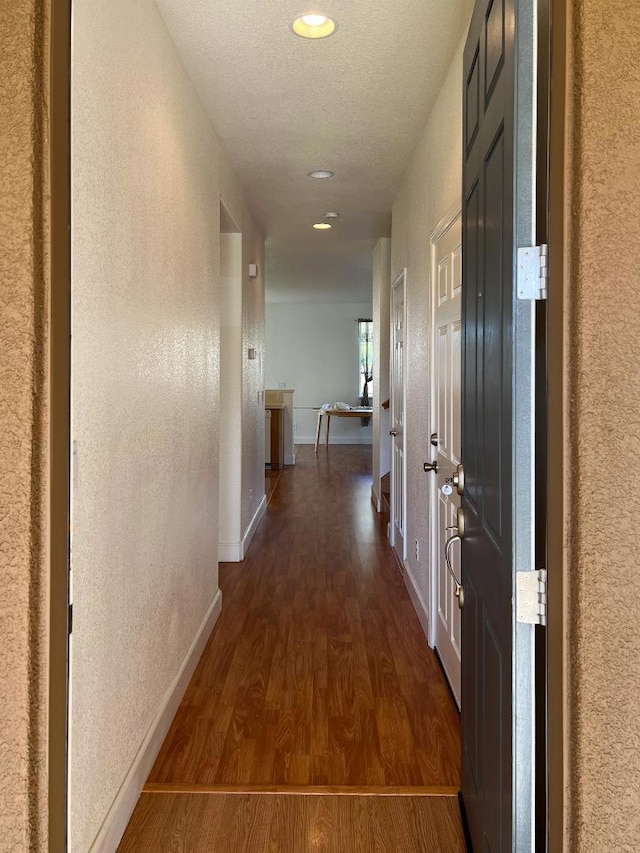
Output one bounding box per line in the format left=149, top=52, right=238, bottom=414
left=460, top=0, right=543, bottom=848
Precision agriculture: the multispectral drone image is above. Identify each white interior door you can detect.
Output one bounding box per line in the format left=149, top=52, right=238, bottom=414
left=430, top=212, right=462, bottom=705
left=390, top=271, right=406, bottom=562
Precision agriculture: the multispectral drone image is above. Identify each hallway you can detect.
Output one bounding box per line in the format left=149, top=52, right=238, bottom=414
left=119, top=446, right=464, bottom=849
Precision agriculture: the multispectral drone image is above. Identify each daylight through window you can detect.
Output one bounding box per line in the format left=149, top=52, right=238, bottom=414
left=358, top=318, right=373, bottom=405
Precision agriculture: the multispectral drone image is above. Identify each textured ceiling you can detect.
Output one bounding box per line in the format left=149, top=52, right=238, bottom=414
left=155, top=0, right=473, bottom=301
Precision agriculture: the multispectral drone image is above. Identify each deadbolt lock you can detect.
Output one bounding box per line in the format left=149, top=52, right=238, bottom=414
left=452, top=463, right=465, bottom=496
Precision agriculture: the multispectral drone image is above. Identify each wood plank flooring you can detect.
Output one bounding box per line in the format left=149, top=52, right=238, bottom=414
left=265, top=469, right=282, bottom=504
left=149, top=446, right=460, bottom=788
left=118, top=792, right=466, bottom=852
left=120, top=446, right=463, bottom=851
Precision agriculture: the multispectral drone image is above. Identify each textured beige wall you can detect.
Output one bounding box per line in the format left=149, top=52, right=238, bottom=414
left=70, top=0, right=263, bottom=849
left=566, top=1, right=640, bottom=849
left=390, top=36, right=466, bottom=618
left=0, top=0, right=49, bottom=851
left=0, top=1, right=50, bottom=851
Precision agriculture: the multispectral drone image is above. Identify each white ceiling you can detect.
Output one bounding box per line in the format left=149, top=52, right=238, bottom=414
left=155, top=0, right=472, bottom=302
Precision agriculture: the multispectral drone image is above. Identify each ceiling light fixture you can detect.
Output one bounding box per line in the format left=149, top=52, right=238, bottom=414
left=307, top=170, right=335, bottom=179
left=313, top=222, right=332, bottom=230
left=292, top=14, right=336, bottom=39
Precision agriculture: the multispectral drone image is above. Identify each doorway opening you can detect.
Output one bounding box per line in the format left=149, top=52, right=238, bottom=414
left=389, top=270, right=407, bottom=567
left=218, top=203, right=244, bottom=562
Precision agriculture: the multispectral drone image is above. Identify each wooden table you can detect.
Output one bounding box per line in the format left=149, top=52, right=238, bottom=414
left=314, top=407, right=373, bottom=452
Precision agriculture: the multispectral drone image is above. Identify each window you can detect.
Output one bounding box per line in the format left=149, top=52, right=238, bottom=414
left=358, top=318, right=373, bottom=404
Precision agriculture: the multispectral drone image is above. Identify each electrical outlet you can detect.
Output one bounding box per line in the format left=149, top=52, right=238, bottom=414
left=249, top=488, right=253, bottom=504
left=293, top=422, right=297, bottom=430
left=415, top=539, right=420, bottom=561
left=277, top=381, right=286, bottom=389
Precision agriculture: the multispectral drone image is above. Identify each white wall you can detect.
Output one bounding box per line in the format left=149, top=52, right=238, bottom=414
left=219, top=233, right=243, bottom=551
left=70, top=0, right=264, bottom=849
left=265, top=302, right=373, bottom=444
left=241, top=224, right=266, bottom=535
left=219, top=228, right=266, bottom=560
left=372, top=239, right=392, bottom=508
left=390, top=36, right=465, bottom=631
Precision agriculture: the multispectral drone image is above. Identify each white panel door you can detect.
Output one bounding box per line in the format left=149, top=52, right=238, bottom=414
left=430, top=213, right=462, bottom=705
left=390, top=271, right=406, bottom=562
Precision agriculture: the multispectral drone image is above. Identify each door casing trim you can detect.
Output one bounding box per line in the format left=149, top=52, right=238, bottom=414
left=427, top=205, right=462, bottom=652
left=547, top=0, right=570, bottom=846
left=389, top=269, right=408, bottom=563
left=45, top=0, right=570, bottom=848
left=49, top=0, right=72, bottom=850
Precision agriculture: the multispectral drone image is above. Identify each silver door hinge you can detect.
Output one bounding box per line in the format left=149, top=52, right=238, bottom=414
left=517, top=245, right=548, bottom=300
left=516, top=569, right=547, bottom=625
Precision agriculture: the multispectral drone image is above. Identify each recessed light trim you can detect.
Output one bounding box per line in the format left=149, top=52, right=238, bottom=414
left=307, top=170, right=335, bottom=179
left=292, top=14, right=336, bottom=39
left=313, top=222, right=332, bottom=230
left=302, top=14, right=328, bottom=26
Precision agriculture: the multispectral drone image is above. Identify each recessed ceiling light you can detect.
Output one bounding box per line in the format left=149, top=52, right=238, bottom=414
left=292, top=14, right=336, bottom=39
left=313, top=222, right=332, bottom=230
left=307, top=170, right=335, bottom=179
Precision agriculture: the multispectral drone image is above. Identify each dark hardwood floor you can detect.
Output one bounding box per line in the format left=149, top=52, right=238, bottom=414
left=149, top=445, right=460, bottom=788
left=265, top=468, right=282, bottom=504
left=120, top=446, right=462, bottom=850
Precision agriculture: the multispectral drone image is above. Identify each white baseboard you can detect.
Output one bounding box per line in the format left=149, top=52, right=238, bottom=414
left=90, top=588, right=223, bottom=853
left=218, top=495, right=267, bottom=563
left=296, top=436, right=373, bottom=446
left=402, top=564, right=432, bottom=647
left=371, top=483, right=381, bottom=512
left=242, top=495, right=267, bottom=556
left=218, top=541, right=243, bottom=562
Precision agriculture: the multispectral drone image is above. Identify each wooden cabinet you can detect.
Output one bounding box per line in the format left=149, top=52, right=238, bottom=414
left=265, top=404, right=284, bottom=469
left=265, top=389, right=295, bottom=465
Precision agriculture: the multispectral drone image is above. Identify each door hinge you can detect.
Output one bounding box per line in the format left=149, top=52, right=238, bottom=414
left=68, top=603, right=73, bottom=635
left=516, top=569, right=547, bottom=625
left=517, top=245, right=548, bottom=301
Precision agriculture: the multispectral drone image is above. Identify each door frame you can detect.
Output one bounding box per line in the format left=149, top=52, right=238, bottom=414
left=389, top=269, right=407, bottom=563
left=459, top=0, right=545, bottom=844
left=50, top=0, right=72, bottom=850
left=547, top=0, right=569, bottom=845
left=428, top=205, right=462, bottom=652
left=44, top=1, right=569, bottom=849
